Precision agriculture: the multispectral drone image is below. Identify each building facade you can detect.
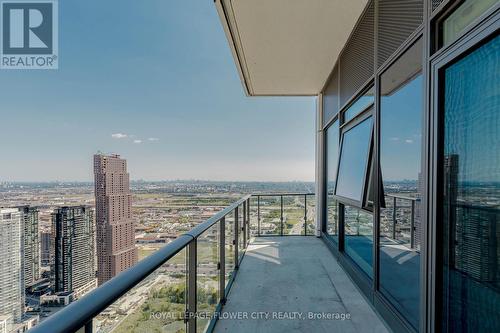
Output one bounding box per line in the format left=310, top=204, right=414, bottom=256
left=216, top=0, right=500, bottom=331
left=93, top=154, right=137, bottom=285
left=40, top=231, right=51, bottom=267
left=51, top=206, right=97, bottom=299
left=18, top=206, right=40, bottom=287
left=0, top=208, right=24, bottom=326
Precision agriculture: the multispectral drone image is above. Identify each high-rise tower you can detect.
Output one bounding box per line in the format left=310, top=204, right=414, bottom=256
left=0, top=208, right=24, bottom=325
left=51, top=206, right=97, bottom=298
left=94, top=154, right=137, bottom=285
left=18, top=206, right=40, bottom=287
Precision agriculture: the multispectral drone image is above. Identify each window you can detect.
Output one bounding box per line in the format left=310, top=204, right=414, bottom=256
left=442, top=0, right=497, bottom=46
left=379, top=38, right=423, bottom=329
left=344, top=205, right=374, bottom=278
left=343, top=86, right=374, bottom=123
left=326, top=120, right=340, bottom=240
left=335, top=115, right=373, bottom=204
left=440, top=35, right=500, bottom=332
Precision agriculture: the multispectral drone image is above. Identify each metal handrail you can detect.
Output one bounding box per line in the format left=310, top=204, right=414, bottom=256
left=29, top=195, right=252, bottom=333
left=251, top=192, right=315, bottom=197
left=29, top=235, right=193, bottom=333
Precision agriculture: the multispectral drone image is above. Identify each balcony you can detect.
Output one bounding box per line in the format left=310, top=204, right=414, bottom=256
left=214, top=236, right=387, bottom=333
left=29, top=194, right=388, bottom=333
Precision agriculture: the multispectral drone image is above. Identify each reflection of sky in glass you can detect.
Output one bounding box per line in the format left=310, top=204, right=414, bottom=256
left=326, top=120, right=339, bottom=193
left=380, top=75, right=423, bottom=182
left=343, top=88, right=374, bottom=123
left=379, top=54, right=422, bottom=329
left=445, top=35, right=500, bottom=183
left=336, top=116, right=372, bottom=201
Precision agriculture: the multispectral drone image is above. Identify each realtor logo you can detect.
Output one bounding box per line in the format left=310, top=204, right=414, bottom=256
left=1, top=0, right=58, bottom=69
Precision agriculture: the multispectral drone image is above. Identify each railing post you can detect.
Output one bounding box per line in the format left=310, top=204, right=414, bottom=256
left=410, top=200, right=415, bottom=249
left=257, top=196, right=261, bottom=236
left=85, top=320, right=93, bottom=333
left=280, top=195, right=284, bottom=236
left=219, top=218, right=226, bottom=304
left=392, top=196, right=397, bottom=240
left=242, top=201, right=247, bottom=247
left=246, top=199, right=250, bottom=244
left=304, top=194, right=307, bottom=236
left=234, top=206, right=239, bottom=268
left=187, top=239, right=197, bottom=333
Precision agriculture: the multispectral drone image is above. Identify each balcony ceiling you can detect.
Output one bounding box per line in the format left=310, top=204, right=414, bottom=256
left=215, top=0, right=369, bottom=96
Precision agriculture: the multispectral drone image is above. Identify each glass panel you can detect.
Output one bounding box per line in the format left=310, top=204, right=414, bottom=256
left=343, top=87, right=374, bottom=123
left=283, top=195, right=305, bottom=235
left=379, top=39, right=423, bottom=328
left=94, top=249, right=186, bottom=333
left=197, top=225, right=219, bottom=332
left=225, top=211, right=235, bottom=287
left=305, top=194, right=316, bottom=235
left=336, top=116, right=373, bottom=202
left=259, top=196, right=282, bottom=235
left=440, top=36, right=500, bottom=332
left=249, top=196, right=259, bottom=237
left=326, top=120, right=340, bottom=240
left=237, top=205, right=245, bottom=260
left=443, top=0, right=497, bottom=46
left=344, top=205, right=373, bottom=278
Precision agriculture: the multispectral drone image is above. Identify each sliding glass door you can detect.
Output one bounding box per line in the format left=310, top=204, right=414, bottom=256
left=439, top=34, right=500, bottom=332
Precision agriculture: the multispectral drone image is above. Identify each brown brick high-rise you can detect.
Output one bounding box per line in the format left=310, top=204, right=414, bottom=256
left=94, top=154, right=137, bottom=285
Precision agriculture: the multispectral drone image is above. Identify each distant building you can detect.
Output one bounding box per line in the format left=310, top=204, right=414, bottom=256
left=0, top=208, right=25, bottom=327
left=51, top=206, right=97, bottom=299
left=94, top=154, right=137, bottom=285
left=40, top=231, right=51, bottom=267
left=18, top=206, right=40, bottom=287
left=39, top=292, right=73, bottom=307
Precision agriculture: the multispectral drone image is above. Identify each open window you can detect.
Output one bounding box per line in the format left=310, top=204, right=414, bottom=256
left=335, top=112, right=373, bottom=207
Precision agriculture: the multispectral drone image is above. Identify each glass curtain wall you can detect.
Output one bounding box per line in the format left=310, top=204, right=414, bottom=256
left=379, top=38, right=423, bottom=329
left=440, top=35, right=500, bottom=333
left=336, top=107, right=374, bottom=277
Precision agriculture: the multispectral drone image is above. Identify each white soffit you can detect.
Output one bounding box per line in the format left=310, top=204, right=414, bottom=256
left=216, top=0, right=369, bottom=96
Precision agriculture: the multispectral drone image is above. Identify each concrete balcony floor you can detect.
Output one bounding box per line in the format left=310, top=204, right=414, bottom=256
left=214, top=237, right=389, bottom=333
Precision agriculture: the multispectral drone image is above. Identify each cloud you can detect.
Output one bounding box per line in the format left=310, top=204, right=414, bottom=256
left=148, top=137, right=159, bottom=142
left=133, top=139, right=142, bottom=144
left=390, top=137, right=400, bottom=141
left=405, top=139, right=414, bottom=144
left=111, top=133, right=128, bottom=139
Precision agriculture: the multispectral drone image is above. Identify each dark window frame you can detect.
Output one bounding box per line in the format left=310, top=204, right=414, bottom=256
left=334, top=109, right=374, bottom=209
left=324, top=117, right=341, bottom=239
left=431, top=22, right=500, bottom=333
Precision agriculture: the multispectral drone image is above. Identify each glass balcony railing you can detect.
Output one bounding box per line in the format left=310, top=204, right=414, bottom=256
left=253, top=194, right=315, bottom=237
left=29, top=193, right=314, bottom=333
left=382, top=194, right=420, bottom=250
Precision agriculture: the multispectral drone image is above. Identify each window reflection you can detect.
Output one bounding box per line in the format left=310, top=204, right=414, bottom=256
left=343, top=87, right=374, bottom=123
left=344, top=205, right=373, bottom=278
left=379, top=39, right=423, bottom=329
left=442, top=0, right=497, bottom=46
left=336, top=116, right=373, bottom=202
left=441, top=35, right=500, bottom=332
left=326, top=120, right=339, bottom=240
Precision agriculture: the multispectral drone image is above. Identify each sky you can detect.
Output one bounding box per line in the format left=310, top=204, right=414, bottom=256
left=0, top=0, right=316, bottom=182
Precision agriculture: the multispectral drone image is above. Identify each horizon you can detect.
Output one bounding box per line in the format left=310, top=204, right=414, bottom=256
left=0, top=0, right=315, bottom=182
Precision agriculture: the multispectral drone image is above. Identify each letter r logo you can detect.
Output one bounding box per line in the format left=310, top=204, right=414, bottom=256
left=2, top=2, right=53, bottom=54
